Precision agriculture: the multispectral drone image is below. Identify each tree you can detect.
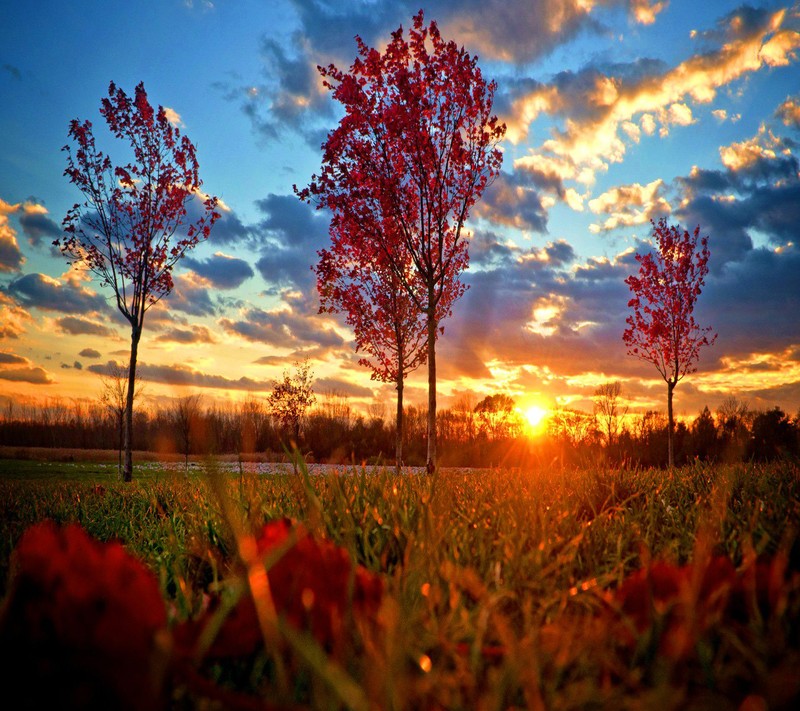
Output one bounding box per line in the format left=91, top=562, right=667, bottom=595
left=547, top=408, right=598, bottom=465
left=623, top=218, right=717, bottom=467
left=97, top=360, right=141, bottom=478
left=315, top=240, right=429, bottom=470
left=57, top=82, right=219, bottom=481
left=690, top=406, right=718, bottom=461
left=267, top=360, right=316, bottom=454
left=717, top=396, right=750, bottom=462
left=298, top=11, right=505, bottom=472
left=474, top=394, right=520, bottom=440
left=593, top=381, right=628, bottom=450
left=748, top=407, right=798, bottom=461
left=171, top=394, right=203, bottom=472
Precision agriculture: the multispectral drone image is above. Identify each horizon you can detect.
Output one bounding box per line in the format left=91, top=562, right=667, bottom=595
left=1, top=1, right=799, bottom=424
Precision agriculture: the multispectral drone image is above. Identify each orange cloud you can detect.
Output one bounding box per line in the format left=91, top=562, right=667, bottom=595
left=588, top=179, right=671, bottom=232
left=0, top=292, right=32, bottom=339
left=718, top=125, right=790, bottom=172
left=776, top=95, right=800, bottom=127
left=630, top=0, right=667, bottom=26
left=509, top=7, right=800, bottom=190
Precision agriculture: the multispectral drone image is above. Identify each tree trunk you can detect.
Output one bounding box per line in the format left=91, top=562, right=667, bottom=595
left=117, top=412, right=123, bottom=478
left=123, top=325, right=142, bottom=483
left=426, top=303, right=437, bottom=474
left=395, top=372, right=404, bottom=473
left=667, top=380, right=675, bottom=468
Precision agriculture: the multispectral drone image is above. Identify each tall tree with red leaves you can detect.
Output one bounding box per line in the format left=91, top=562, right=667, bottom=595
left=56, top=82, right=219, bottom=481
left=623, top=218, right=717, bottom=467
left=298, top=11, right=505, bottom=471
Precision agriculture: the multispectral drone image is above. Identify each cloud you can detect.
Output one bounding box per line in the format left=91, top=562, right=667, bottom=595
left=588, top=178, right=671, bottom=232
left=227, top=1, right=667, bottom=144
left=718, top=126, right=797, bottom=175
left=183, top=0, right=215, bottom=11
left=629, top=0, right=666, bottom=26
left=0, top=366, right=53, bottom=385
left=79, top=348, right=102, bottom=358
left=162, top=272, right=216, bottom=317
left=432, top=234, right=633, bottom=385
left=0, top=198, right=25, bottom=272
left=0, top=351, right=27, bottom=365
left=163, top=107, right=183, bottom=127
left=253, top=355, right=286, bottom=366
left=183, top=252, right=255, bottom=289
left=89, top=361, right=270, bottom=391
left=199, top=196, right=252, bottom=246
left=55, top=316, right=114, bottom=337
left=438, top=0, right=640, bottom=64
left=154, top=325, right=218, bottom=344
left=701, top=246, right=800, bottom=359
left=220, top=305, right=345, bottom=351
left=19, top=203, right=61, bottom=247
left=314, top=377, right=375, bottom=399
left=0, top=292, right=32, bottom=339
left=676, top=125, right=800, bottom=266
left=509, top=6, right=800, bottom=188
left=254, top=193, right=328, bottom=291
left=0, top=223, right=24, bottom=272
left=474, top=171, right=551, bottom=233
left=776, top=94, right=800, bottom=128
left=6, top=272, right=107, bottom=314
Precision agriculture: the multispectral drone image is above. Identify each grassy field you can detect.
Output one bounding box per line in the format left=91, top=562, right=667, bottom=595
left=1, top=457, right=798, bottom=709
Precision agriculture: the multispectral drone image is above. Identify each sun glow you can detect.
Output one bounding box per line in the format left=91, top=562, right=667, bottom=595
left=523, top=405, right=550, bottom=435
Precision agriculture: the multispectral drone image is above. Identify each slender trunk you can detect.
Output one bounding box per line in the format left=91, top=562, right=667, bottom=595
left=123, top=325, right=142, bottom=483
left=395, top=373, right=404, bottom=473
left=426, top=302, right=437, bottom=474
left=117, top=412, right=123, bottom=478
left=667, top=380, right=675, bottom=469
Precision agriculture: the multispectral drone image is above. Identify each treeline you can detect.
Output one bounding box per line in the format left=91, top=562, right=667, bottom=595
left=1, top=394, right=798, bottom=468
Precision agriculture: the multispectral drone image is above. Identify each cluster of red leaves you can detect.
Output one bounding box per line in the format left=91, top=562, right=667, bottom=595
left=609, top=552, right=799, bottom=660
left=623, top=217, right=717, bottom=385
left=0, top=519, right=384, bottom=710
left=58, top=81, right=219, bottom=318
left=175, top=518, right=384, bottom=660
left=0, top=521, right=169, bottom=710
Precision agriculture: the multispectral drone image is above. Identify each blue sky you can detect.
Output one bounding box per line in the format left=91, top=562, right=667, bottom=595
left=1, top=0, right=799, bottom=422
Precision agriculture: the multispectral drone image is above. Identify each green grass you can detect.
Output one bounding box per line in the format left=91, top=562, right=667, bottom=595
left=1, top=459, right=798, bottom=709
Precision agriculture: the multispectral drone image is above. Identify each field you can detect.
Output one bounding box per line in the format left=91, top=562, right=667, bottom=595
left=1, top=456, right=798, bottom=710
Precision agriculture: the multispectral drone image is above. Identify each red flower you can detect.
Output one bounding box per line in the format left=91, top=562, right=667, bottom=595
left=0, top=521, right=168, bottom=710
left=176, top=518, right=384, bottom=660
left=611, top=556, right=738, bottom=659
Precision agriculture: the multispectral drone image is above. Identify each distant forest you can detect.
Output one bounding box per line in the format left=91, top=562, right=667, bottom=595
left=1, top=393, right=798, bottom=469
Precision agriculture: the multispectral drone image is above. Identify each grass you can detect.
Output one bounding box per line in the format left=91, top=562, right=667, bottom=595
left=1, top=458, right=798, bottom=709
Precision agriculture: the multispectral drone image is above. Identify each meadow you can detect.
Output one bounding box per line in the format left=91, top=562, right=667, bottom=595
left=0, top=456, right=798, bottom=710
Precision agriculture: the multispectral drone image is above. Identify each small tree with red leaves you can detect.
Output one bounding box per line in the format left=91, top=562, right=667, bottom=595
left=315, top=229, right=435, bottom=469
left=298, top=11, right=505, bottom=472
left=56, top=82, right=219, bottom=481
left=623, top=218, right=717, bottom=467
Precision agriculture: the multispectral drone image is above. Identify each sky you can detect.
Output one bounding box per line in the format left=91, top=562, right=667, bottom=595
left=1, top=0, right=799, bottom=424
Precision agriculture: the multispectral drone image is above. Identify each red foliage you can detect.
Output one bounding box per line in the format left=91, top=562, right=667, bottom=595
left=297, top=10, right=505, bottom=469
left=609, top=552, right=799, bottom=662
left=623, top=218, right=717, bottom=386
left=0, top=521, right=168, bottom=710
left=58, top=81, right=219, bottom=319
left=175, top=518, right=384, bottom=660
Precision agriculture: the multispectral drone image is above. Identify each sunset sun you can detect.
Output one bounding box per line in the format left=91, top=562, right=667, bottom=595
left=523, top=405, right=549, bottom=435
